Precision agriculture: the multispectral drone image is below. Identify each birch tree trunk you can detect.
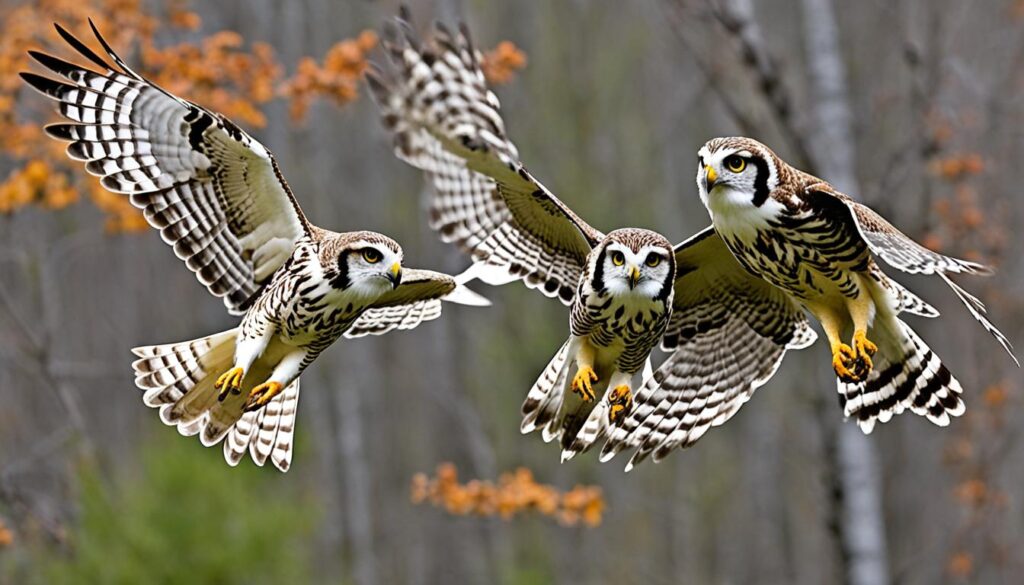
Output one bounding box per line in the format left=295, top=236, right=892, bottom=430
left=799, top=1, right=891, bottom=584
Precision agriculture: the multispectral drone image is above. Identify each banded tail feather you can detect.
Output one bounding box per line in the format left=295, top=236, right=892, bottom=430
left=520, top=340, right=571, bottom=436
left=839, top=318, right=964, bottom=433
left=131, top=329, right=300, bottom=472
left=519, top=338, right=610, bottom=451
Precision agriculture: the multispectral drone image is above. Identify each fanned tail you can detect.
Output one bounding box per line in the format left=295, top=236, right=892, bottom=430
left=519, top=338, right=609, bottom=453
left=839, top=318, right=965, bottom=433
left=131, top=329, right=299, bottom=472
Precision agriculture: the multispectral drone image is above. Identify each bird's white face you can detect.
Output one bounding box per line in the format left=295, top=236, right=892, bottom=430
left=339, top=241, right=404, bottom=297
left=696, top=143, right=778, bottom=213
left=600, top=242, right=673, bottom=299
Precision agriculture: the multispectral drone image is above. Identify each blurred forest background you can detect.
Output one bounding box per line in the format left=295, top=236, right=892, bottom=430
left=1, top=0, right=1023, bottom=583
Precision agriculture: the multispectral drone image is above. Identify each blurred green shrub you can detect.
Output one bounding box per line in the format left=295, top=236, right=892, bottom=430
left=32, top=433, right=316, bottom=585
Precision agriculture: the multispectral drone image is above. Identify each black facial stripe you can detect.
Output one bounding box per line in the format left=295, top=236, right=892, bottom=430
left=751, top=156, right=770, bottom=207
left=330, top=250, right=353, bottom=289
left=592, top=246, right=608, bottom=292
left=654, top=253, right=675, bottom=303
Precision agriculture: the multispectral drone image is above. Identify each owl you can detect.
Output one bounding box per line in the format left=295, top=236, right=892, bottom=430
left=603, top=137, right=1016, bottom=468
left=367, top=15, right=814, bottom=461
left=21, top=21, right=487, bottom=472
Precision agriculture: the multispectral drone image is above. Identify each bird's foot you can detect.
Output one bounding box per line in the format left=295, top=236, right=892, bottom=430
left=607, top=385, right=633, bottom=424
left=571, top=366, right=598, bottom=401
left=244, top=381, right=283, bottom=412
left=832, top=344, right=860, bottom=383
left=852, top=331, right=878, bottom=379
left=215, top=367, right=245, bottom=401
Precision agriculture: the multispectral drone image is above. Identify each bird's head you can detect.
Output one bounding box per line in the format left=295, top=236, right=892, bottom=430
left=696, top=137, right=781, bottom=211
left=595, top=229, right=675, bottom=300
left=326, top=231, right=404, bottom=295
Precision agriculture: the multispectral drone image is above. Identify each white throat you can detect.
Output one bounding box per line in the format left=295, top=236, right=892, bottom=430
left=706, top=185, right=785, bottom=240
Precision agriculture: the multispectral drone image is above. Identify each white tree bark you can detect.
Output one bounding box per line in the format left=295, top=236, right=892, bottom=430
left=799, top=1, right=891, bottom=584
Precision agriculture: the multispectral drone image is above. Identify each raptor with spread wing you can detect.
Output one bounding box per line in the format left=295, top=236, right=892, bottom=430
left=22, top=21, right=486, bottom=472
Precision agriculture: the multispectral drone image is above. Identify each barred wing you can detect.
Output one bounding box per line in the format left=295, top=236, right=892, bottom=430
left=804, top=184, right=1016, bottom=362
left=368, top=16, right=602, bottom=305
left=601, top=227, right=817, bottom=470
left=22, top=21, right=310, bottom=314
left=345, top=268, right=483, bottom=338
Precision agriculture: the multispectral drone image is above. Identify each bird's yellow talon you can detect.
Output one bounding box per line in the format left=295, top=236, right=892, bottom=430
left=244, top=381, right=283, bottom=412
left=215, top=367, right=245, bottom=401
left=608, top=384, right=633, bottom=424
left=852, top=331, right=878, bottom=378
left=832, top=343, right=860, bottom=382
left=571, top=366, right=598, bottom=401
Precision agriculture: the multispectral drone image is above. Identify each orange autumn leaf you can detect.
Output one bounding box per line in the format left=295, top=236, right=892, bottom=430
left=953, top=479, right=989, bottom=507
left=279, top=30, right=377, bottom=122
left=482, top=40, right=527, bottom=85
left=947, top=551, right=973, bottom=579
left=0, top=519, right=11, bottom=548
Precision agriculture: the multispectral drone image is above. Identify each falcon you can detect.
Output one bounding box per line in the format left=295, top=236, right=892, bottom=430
left=604, top=136, right=1017, bottom=468
left=367, top=15, right=806, bottom=462
left=21, top=21, right=487, bottom=472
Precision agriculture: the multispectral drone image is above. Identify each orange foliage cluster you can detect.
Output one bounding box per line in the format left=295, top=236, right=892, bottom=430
left=280, top=31, right=378, bottom=122
left=0, top=517, right=12, bottom=548
left=923, top=151, right=1006, bottom=262
left=411, top=462, right=605, bottom=527
left=481, top=40, right=527, bottom=85
left=930, top=153, right=985, bottom=182
left=0, top=160, right=77, bottom=213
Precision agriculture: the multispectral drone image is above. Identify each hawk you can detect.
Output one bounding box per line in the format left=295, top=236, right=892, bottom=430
left=21, top=21, right=487, bottom=472
left=604, top=137, right=1017, bottom=468
left=367, top=15, right=814, bottom=463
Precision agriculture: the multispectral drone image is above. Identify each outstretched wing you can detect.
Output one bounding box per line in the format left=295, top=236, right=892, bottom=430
left=21, top=21, right=310, bottom=314
left=368, top=15, right=603, bottom=305
left=803, top=184, right=1016, bottom=362
left=345, top=268, right=476, bottom=338
left=600, top=227, right=817, bottom=470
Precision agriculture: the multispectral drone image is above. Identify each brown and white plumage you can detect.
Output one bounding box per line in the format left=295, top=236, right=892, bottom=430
left=601, top=227, right=817, bottom=469
left=370, top=15, right=684, bottom=454
left=603, top=136, right=1016, bottom=468
left=23, top=21, right=486, bottom=472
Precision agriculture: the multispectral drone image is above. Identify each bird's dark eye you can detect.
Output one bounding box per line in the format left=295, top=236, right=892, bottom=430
left=610, top=251, right=625, bottom=266
left=724, top=155, right=747, bottom=173
left=362, top=248, right=382, bottom=264
left=645, top=253, right=661, bottom=267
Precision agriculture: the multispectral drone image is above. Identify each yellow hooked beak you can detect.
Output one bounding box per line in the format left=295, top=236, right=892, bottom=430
left=388, top=262, right=402, bottom=288
left=705, top=165, right=718, bottom=190
left=628, top=265, right=641, bottom=289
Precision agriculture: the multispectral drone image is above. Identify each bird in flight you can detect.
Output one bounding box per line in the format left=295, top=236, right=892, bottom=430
left=603, top=137, right=1016, bottom=468
left=21, top=21, right=487, bottom=472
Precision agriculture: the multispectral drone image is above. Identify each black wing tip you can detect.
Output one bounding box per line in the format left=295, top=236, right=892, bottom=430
left=43, top=123, right=76, bottom=141
left=26, top=49, right=73, bottom=73
left=18, top=71, right=66, bottom=97
left=50, top=18, right=112, bottom=71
